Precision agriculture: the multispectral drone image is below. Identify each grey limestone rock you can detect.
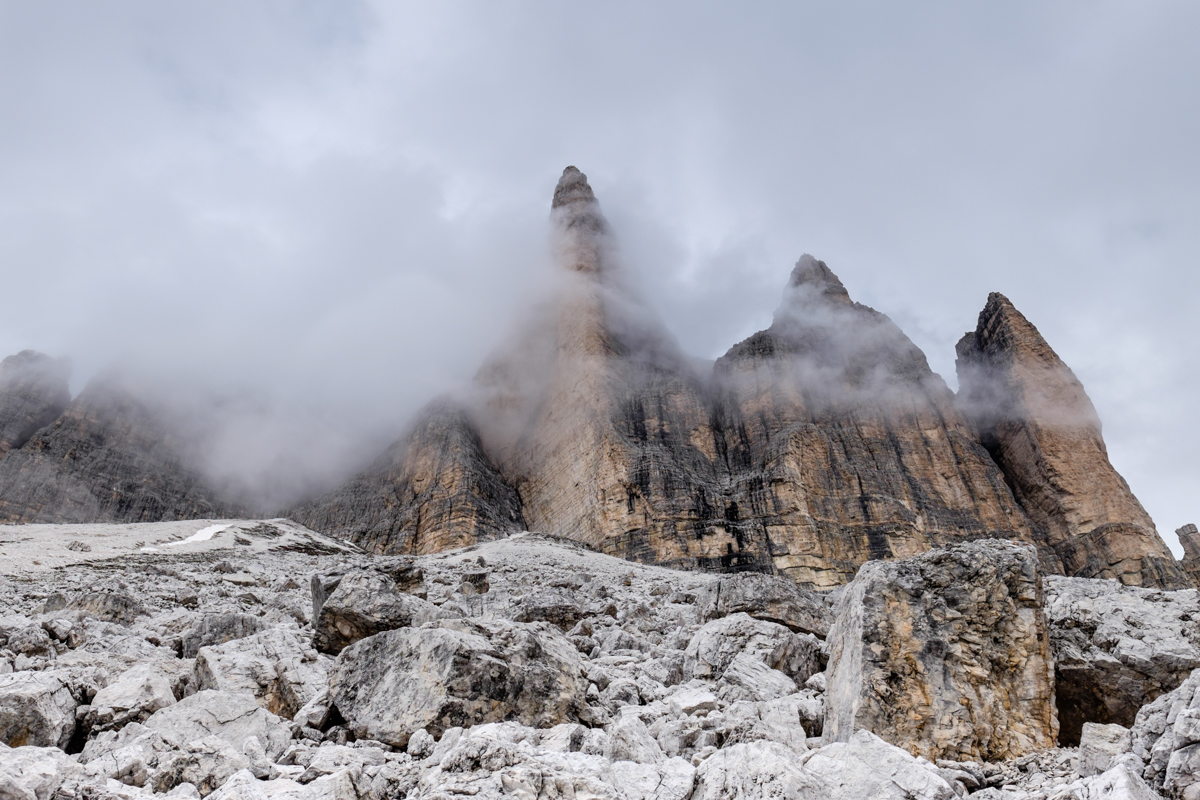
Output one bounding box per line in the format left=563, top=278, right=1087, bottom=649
left=1045, top=575, right=1200, bottom=745
left=329, top=617, right=588, bottom=748
left=180, top=612, right=268, bottom=659
left=824, top=539, right=1057, bottom=762
left=685, top=612, right=822, bottom=696
left=0, top=742, right=84, bottom=800
left=1078, top=722, right=1133, bottom=778
left=144, top=690, right=291, bottom=761
left=694, top=572, right=832, bottom=638
left=800, top=730, right=959, bottom=800
left=194, top=625, right=328, bottom=719
left=0, top=671, right=76, bottom=749
left=87, top=663, right=177, bottom=732
left=312, top=568, right=448, bottom=655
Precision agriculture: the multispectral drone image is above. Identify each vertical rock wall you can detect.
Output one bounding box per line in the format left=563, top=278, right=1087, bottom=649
left=0, top=350, right=70, bottom=458
left=956, top=293, right=1187, bottom=589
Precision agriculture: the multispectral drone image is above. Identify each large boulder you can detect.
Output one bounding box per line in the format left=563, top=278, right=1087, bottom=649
left=824, top=539, right=1058, bottom=761
left=194, top=625, right=328, bottom=719
left=312, top=569, right=446, bottom=655
left=329, top=618, right=588, bottom=748
left=180, top=613, right=269, bottom=659
left=1130, top=667, right=1200, bottom=795
left=0, top=743, right=84, bottom=800
left=685, top=612, right=822, bottom=700
left=1044, top=575, right=1200, bottom=745
left=690, top=741, right=829, bottom=800
left=801, top=730, right=958, bottom=800
left=0, top=672, right=76, bottom=749
left=87, top=662, right=177, bottom=732
left=695, top=572, right=833, bottom=637
left=143, top=690, right=291, bottom=760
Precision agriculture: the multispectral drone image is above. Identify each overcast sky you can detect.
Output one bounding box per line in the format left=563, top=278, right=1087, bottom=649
left=1, top=3, right=1196, bottom=546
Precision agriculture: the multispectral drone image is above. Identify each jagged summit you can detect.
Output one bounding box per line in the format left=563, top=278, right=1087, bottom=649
left=957, top=292, right=1186, bottom=587
left=551, top=165, right=597, bottom=209
left=787, top=254, right=853, bottom=306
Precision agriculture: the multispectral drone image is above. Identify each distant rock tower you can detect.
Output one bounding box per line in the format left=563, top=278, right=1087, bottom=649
left=1178, top=524, right=1200, bottom=586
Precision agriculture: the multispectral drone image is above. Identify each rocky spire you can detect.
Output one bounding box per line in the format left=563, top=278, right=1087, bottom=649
left=786, top=254, right=853, bottom=306
left=550, top=166, right=608, bottom=275
left=956, top=292, right=1187, bottom=588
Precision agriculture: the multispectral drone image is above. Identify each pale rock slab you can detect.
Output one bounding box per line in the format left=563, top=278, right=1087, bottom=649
left=0, top=671, right=76, bottom=748
left=694, top=572, right=832, bottom=637
left=1044, top=762, right=1162, bottom=800
left=1044, top=575, right=1200, bottom=745
left=312, top=569, right=447, bottom=655
left=824, top=539, right=1057, bottom=761
left=144, top=690, right=291, bottom=760
left=0, top=743, right=84, bottom=800
left=1078, top=722, right=1132, bottom=777
left=329, top=618, right=587, bottom=748
left=88, top=662, right=176, bottom=731
left=194, top=625, right=327, bottom=719
left=690, top=741, right=828, bottom=799
left=800, top=730, right=958, bottom=800
left=685, top=613, right=820, bottom=693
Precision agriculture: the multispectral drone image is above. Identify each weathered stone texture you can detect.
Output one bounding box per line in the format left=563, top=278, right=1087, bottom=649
left=0, top=350, right=70, bottom=459
left=1044, top=575, right=1200, bottom=745
left=291, top=400, right=524, bottom=555
left=956, top=293, right=1187, bottom=589
left=824, top=539, right=1058, bottom=761
left=713, top=258, right=1042, bottom=589
left=0, top=370, right=242, bottom=524
left=1178, top=523, right=1200, bottom=587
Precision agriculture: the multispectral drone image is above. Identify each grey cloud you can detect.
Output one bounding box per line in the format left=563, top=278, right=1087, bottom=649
left=0, top=2, right=1195, bottom=543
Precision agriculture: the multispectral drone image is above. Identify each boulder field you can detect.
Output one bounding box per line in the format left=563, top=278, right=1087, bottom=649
left=1, top=519, right=1196, bottom=798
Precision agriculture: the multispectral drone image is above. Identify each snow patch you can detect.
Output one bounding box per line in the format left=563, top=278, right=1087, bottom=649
left=166, top=524, right=231, bottom=547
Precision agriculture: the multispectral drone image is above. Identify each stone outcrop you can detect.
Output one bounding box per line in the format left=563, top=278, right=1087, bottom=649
left=824, top=539, right=1058, bottom=761
left=1177, top=524, right=1200, bottom=586
left=712, top=256, right=1042, bottom=589
left=291, top=401, right=524, bottom=556
left=0, top=350, right=70, bottom=459
left=193, top=625, right=329, bottom=719
left=1045, top=575, right=1200, bottom=745
left=311, top=569, right=446, bottom=655
left=0, top=369, right=243, bottom=524
left=328, top=617, right=589, bottom=748
left=956, top=293, right=1187, bottom=589
left=1131, top=667, right=1200, bottom=797
left=694, top=572, right=832, bottom=637
left=0, top=672, right=76, bottom=749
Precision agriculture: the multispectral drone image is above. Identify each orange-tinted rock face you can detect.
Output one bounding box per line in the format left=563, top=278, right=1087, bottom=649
left=956, top=294, right=1187, bottom=588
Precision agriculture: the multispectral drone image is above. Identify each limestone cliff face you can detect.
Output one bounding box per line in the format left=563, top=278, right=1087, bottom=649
left=0, top=370, right=241, bottom=524
left=474, top=167, right=745, bottom=571
left=0, top=350, right=70, bottom=458
left=713, top=258, right=1043, bottom=588
left=955, top=294, right=1187, bottom=589
left=291, top=401, right=524, bottom=555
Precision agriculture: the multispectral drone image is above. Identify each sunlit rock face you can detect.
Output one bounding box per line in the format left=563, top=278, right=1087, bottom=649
left=956, top=292, right=1188, bottom=589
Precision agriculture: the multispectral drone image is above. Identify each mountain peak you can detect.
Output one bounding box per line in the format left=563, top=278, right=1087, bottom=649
left=787, top=254, right=852, bottom=305
left=552, top=166, right=596, bottom=210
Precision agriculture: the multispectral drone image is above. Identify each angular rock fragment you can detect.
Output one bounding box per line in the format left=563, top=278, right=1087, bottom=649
left=1078, top=722, right=1133, bottom=778
left=143, top=690, right=291, bottom=760
left=801, top=730, right=958, bottom=800
left=180, top=613, right=268, bottom=659
left=825, top=539, right=1057, bottom=761
left=1045, top=575, right=1200, bottom=745
left=695, top=572, right=832, bottom=637
left=685, top=612, right=822, bottom=696
left=312, top=569, right=447, bottom=655
left=0, top=671, right=76, bottom=748
left=329, top=618, right=588, bottom=748
left=194, top=626, right=328, bottom=719
left=0, top=743, right=84, bottom=799
left=691, top=741, right=828, bottom=799
left=87, top=662, right=177, bottom=731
